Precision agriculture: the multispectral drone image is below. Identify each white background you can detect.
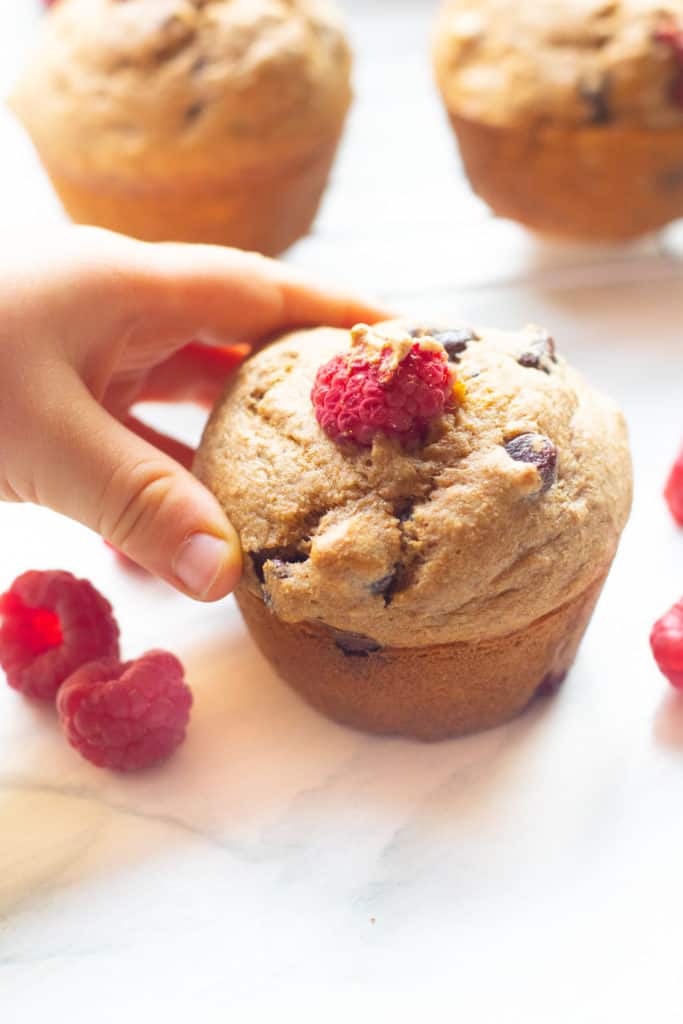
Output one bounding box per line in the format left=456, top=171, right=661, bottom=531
left=1, top=2, right=683, bottom=1020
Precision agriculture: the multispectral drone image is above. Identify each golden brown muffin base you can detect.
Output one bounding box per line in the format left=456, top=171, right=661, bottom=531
left=236, top=572, right=607, bottom=741
left=43, top=139, right=341, bottom=255
left=449, top=115, right=683, bottom=241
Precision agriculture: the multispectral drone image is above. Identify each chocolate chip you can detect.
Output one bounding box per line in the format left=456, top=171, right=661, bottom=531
left=184, top=101, right=204, bottom=124
left=250, top=547, right=308, bottom=585
left=579, top=72, right=611, bottom=124
left=370, top=571, right=397, bottom=597
left=369, top=562, right=405, bottom=606
left=434, top=329, right=479, bottom=363
left=536, top=670, right=568, bottom=697
left=332, top=630, right=382, bottom=657
left=396, top=500, right=415, bottom=523
left=518, top=327, right=558, bottom=374
left=504, top=434, right=558, bottom=493
left=409, top=326, right=480, bottom=363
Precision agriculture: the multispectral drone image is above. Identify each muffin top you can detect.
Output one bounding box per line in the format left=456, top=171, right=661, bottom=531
left=434, top=0, right=683, bottom=130
left=195, top=321, right=632, bottom=647
left=11, top=0, right=351, bottom=180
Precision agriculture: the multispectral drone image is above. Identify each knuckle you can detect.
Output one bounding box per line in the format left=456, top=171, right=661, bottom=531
left=99, top=458, right=178, bottom=551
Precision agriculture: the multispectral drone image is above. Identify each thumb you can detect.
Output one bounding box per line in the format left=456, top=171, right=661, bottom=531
left=33, top=379, right=241, bottom=601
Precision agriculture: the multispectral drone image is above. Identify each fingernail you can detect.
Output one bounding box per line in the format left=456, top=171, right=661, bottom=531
left=173, top=533, right=230, bottom=598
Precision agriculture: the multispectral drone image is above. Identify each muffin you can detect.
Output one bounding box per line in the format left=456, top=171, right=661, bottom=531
left=195, top=321, right=632, bottom=741
left=434, top=0, right=683, bottom=240
left=11, top=0, right=351, bottom=255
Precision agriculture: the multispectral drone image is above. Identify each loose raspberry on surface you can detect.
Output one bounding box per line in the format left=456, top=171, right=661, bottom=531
left=651, top=600, right=683, bottom=690
left=311, top=324, right=462, bottom=447
left=664, top=446, right=683, bottom=525
left=0, top=571, right=120, bottom=701
left=57, top=650, right=192, bottom=772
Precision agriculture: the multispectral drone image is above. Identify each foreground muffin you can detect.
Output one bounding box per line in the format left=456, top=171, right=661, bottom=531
left=11, top=0, right=351, bottom=254
left=196, top=321, right=632, bottom=740
left=434, top=0, right=683, bottom=240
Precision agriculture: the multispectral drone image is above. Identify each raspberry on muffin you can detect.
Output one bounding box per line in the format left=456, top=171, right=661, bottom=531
left=311, top=324, right=464, bottom=447
left=195, top=321, right=632, bottom=741
left=434, top=0, right=683, bottom=240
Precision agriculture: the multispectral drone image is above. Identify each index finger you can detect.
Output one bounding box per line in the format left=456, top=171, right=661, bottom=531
left=132, top=240, right=394, bottom=347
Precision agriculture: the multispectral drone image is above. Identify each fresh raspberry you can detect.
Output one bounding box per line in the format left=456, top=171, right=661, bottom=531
left=651, top=600, right=683, bottom=689
left=655, top=19, right=683, bottom=107
left=311, top=326, right=461, bottom=447
left=664, top=446, right=683, bottom=525
left=0, top=571, right=120, bottom=701
left=57, top=651, right=192, bottom=772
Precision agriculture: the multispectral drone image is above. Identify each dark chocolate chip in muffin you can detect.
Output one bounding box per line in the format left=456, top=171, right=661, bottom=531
left=395, top=499, right=415, bottom=523
left=433, top=329, right=480, bottom=363
left=370, top=570, right=398, bottom=598
left=504, top=434, right=558, bottom=493
left=250, top=547, right=308, bottom=585
left=518, top=328, right=558, bottom=374
left=409, top=326, right=479, bottom=363
left=332, top=630, right=382, bottom=657
left=184, top=101, right=204, bottom=124
left=578, top=71, right=611, bottom=124
left=369, top=562, right=406, bottom=606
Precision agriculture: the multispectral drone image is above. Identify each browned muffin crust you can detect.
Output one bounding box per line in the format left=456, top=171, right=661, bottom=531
left=237, top=574, right=606, bottom=740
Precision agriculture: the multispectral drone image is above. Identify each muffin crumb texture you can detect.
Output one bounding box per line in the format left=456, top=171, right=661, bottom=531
left=196, top=322, right=632, bottom=648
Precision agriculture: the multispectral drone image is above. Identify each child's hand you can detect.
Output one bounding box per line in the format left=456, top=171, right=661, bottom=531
left=0, top=227, right=387, bottom=600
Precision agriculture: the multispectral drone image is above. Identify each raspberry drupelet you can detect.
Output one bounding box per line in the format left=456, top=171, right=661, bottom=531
left=57, top=650, right=193, bottom=771
left=0, top=570, right=120, bottom=700
left=311, top=324, right=463, bottom=447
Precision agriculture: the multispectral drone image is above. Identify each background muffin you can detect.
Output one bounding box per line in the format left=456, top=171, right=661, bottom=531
left=434, top=0, right=683, bottom=240
left=11, top=0, right=351, bottom=254
left=195, top=321, right=632, bottom=741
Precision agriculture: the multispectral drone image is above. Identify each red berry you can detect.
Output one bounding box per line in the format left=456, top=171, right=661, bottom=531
left=311, top=327, right=460, bottom=447
left=57, top=651, right=192, bottom=772
left=0, top=571, right=120, bottom=701
left=665, top=447, right=683, bottom=525
left=651, top=600, right=683, bottom=689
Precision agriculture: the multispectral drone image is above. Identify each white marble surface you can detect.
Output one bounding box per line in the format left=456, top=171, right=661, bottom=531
left=2, top=2, right=683, bottom=1020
